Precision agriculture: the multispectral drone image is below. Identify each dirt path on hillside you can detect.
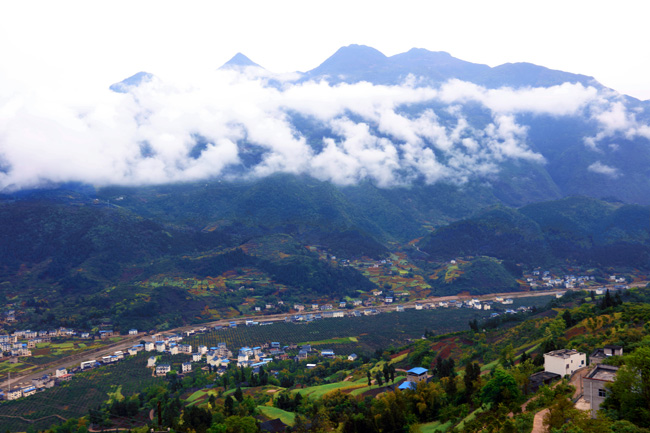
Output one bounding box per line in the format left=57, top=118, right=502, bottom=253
left=531, top=409, right=549, bottom=433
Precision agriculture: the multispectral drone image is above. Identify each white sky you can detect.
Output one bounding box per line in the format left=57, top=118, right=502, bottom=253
left=1, top=0, right=649, bottom=100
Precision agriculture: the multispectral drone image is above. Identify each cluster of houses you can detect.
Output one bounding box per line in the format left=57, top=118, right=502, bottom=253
left=525, top=270, right=629, bottom=291
left=147, top=335, right=347, bottom=378
left=392, top=344, right=623, bottom=420
left=0, top=328, right=141, bottom=401
left=1, top=366, right=73, bottom=401
left=0, top=327, right=139, bottom=359
left=0, top=328, right=80, bottom=357
left=530, top=345, right=624, bottom=418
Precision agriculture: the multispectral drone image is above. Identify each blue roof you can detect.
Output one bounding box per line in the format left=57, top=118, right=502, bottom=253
left=399, top=381, right=417, bottom=390
left=407, top=367, right=428, bottom=375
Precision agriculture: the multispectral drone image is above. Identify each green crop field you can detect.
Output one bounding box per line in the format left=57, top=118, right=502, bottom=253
left=187, top=295, right=552, bottom=356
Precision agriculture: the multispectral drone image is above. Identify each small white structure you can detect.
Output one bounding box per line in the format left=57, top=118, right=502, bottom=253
left=156, top=364, right=171, bottom=376
left=147, top=356, right=157, bottom=367
left=6, top=388, right=22, bottom=400
left=144, top=342, right=155, bottom=351
left=182, top=362, right=192, bottom=373
left=129, top=329, right=138, bottom=335
left=544, top=349, right=586, bottom=377
left=80, top=360, right=96, bottom=370
left=55, top=367, right=67, bottom=378
left=348, top=353, right=358, bottom=361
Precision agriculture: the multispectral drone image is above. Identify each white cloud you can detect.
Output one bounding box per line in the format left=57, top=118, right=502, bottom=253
left=438, top=80, right=598, bottom=115
left=1, top=68, right=645, bottom=191
left=588, top=161, right=620, bottom=178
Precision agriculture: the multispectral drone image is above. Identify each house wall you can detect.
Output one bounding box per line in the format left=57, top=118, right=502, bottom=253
left=583, top=377, right=609, bottom=418
left=544, top=352, right=586, bottom=376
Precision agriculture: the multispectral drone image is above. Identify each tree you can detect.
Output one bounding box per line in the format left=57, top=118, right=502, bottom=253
left=512, top=359, right=536, bottom=395
left=544, top=394, right=588, bottom=431
left=464, top=362, right=481, bottom=399
left=224, top=415, right=258, bottom=433
left=562, top=309, right=574, bottom=328
left=234, top=386, right=244, bottom=403
left=224, top=395, right=235, bottom=416
left=480, top=369, right=521, bottom=406
left=499, top=344, right=515, bottom=369
left=603, top=346, right=650, bottom=427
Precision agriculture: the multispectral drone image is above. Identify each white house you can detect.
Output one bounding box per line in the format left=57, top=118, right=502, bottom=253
left=544, top=349, right=586, bottom=377
left=6, top=388, right=22, bottom=400
left=21, top=386, right=36, bottom=397
left=129, top=329, right=138, bottom=335
left=55, top=368, right=67, bottom=378
left=156, top=364, right=171, bottom=376
left=144, top=342, right=155, bottom=352
left=80, top=360, right=96, bottom=370
left=147, top=356, right=157, bottom=367
left=182, top=362, right=192, bottom=373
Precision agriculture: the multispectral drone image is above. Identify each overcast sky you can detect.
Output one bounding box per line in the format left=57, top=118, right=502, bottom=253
left=1, top=0, right=648, bottom=100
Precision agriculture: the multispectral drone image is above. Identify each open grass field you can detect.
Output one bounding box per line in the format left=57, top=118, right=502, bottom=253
left=293, top=378, right=368, bottom=399
left=257, top=406, right=296, bottom=426
left=419, top=420, right=453, bottom=432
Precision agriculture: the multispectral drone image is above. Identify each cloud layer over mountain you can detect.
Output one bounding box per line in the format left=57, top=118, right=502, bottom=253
left=0, top=61, right=647, bottom=191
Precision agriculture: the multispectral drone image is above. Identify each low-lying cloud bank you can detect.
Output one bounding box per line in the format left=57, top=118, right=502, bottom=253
left=0, top=68, right=646, bottom=191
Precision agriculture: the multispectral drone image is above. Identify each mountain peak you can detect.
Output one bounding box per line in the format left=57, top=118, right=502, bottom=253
left=304, top=44, right=388, bottom=82
left=219, top=53, right=263, bottom=70
left=109, top=71, right=154, bottom=93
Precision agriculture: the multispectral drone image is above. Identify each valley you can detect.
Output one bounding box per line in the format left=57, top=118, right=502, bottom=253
left=1, top=38, right=650, bottom=432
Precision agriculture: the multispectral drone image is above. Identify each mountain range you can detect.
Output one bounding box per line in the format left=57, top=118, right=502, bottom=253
left=1, top=45, right=650, bottom=329
left=104, top=44, right=650, bottom=206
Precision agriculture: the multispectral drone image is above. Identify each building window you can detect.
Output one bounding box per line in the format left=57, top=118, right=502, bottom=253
left=598, top=389, right=607, bottom=398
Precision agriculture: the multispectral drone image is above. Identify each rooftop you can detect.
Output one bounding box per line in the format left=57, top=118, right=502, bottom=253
left=545, top=349, right=583, bottom=359
left=399, top=381, right=417, bottom=390
left=407, top=367, right=428, bottom=375
left=586, top=364, right=619, bottom=382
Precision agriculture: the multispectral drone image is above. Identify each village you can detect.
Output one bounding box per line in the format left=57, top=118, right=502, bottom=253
left=0, top=266, right=632, bottom=403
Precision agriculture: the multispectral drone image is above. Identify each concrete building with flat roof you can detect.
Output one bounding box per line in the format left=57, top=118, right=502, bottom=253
left=544, top=349, right=586, bottom=377
left=582, top=364, right=618, bottom=418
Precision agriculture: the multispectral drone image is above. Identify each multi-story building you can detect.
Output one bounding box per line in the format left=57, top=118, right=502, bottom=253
left=544, top=349, right=586, bottom=377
